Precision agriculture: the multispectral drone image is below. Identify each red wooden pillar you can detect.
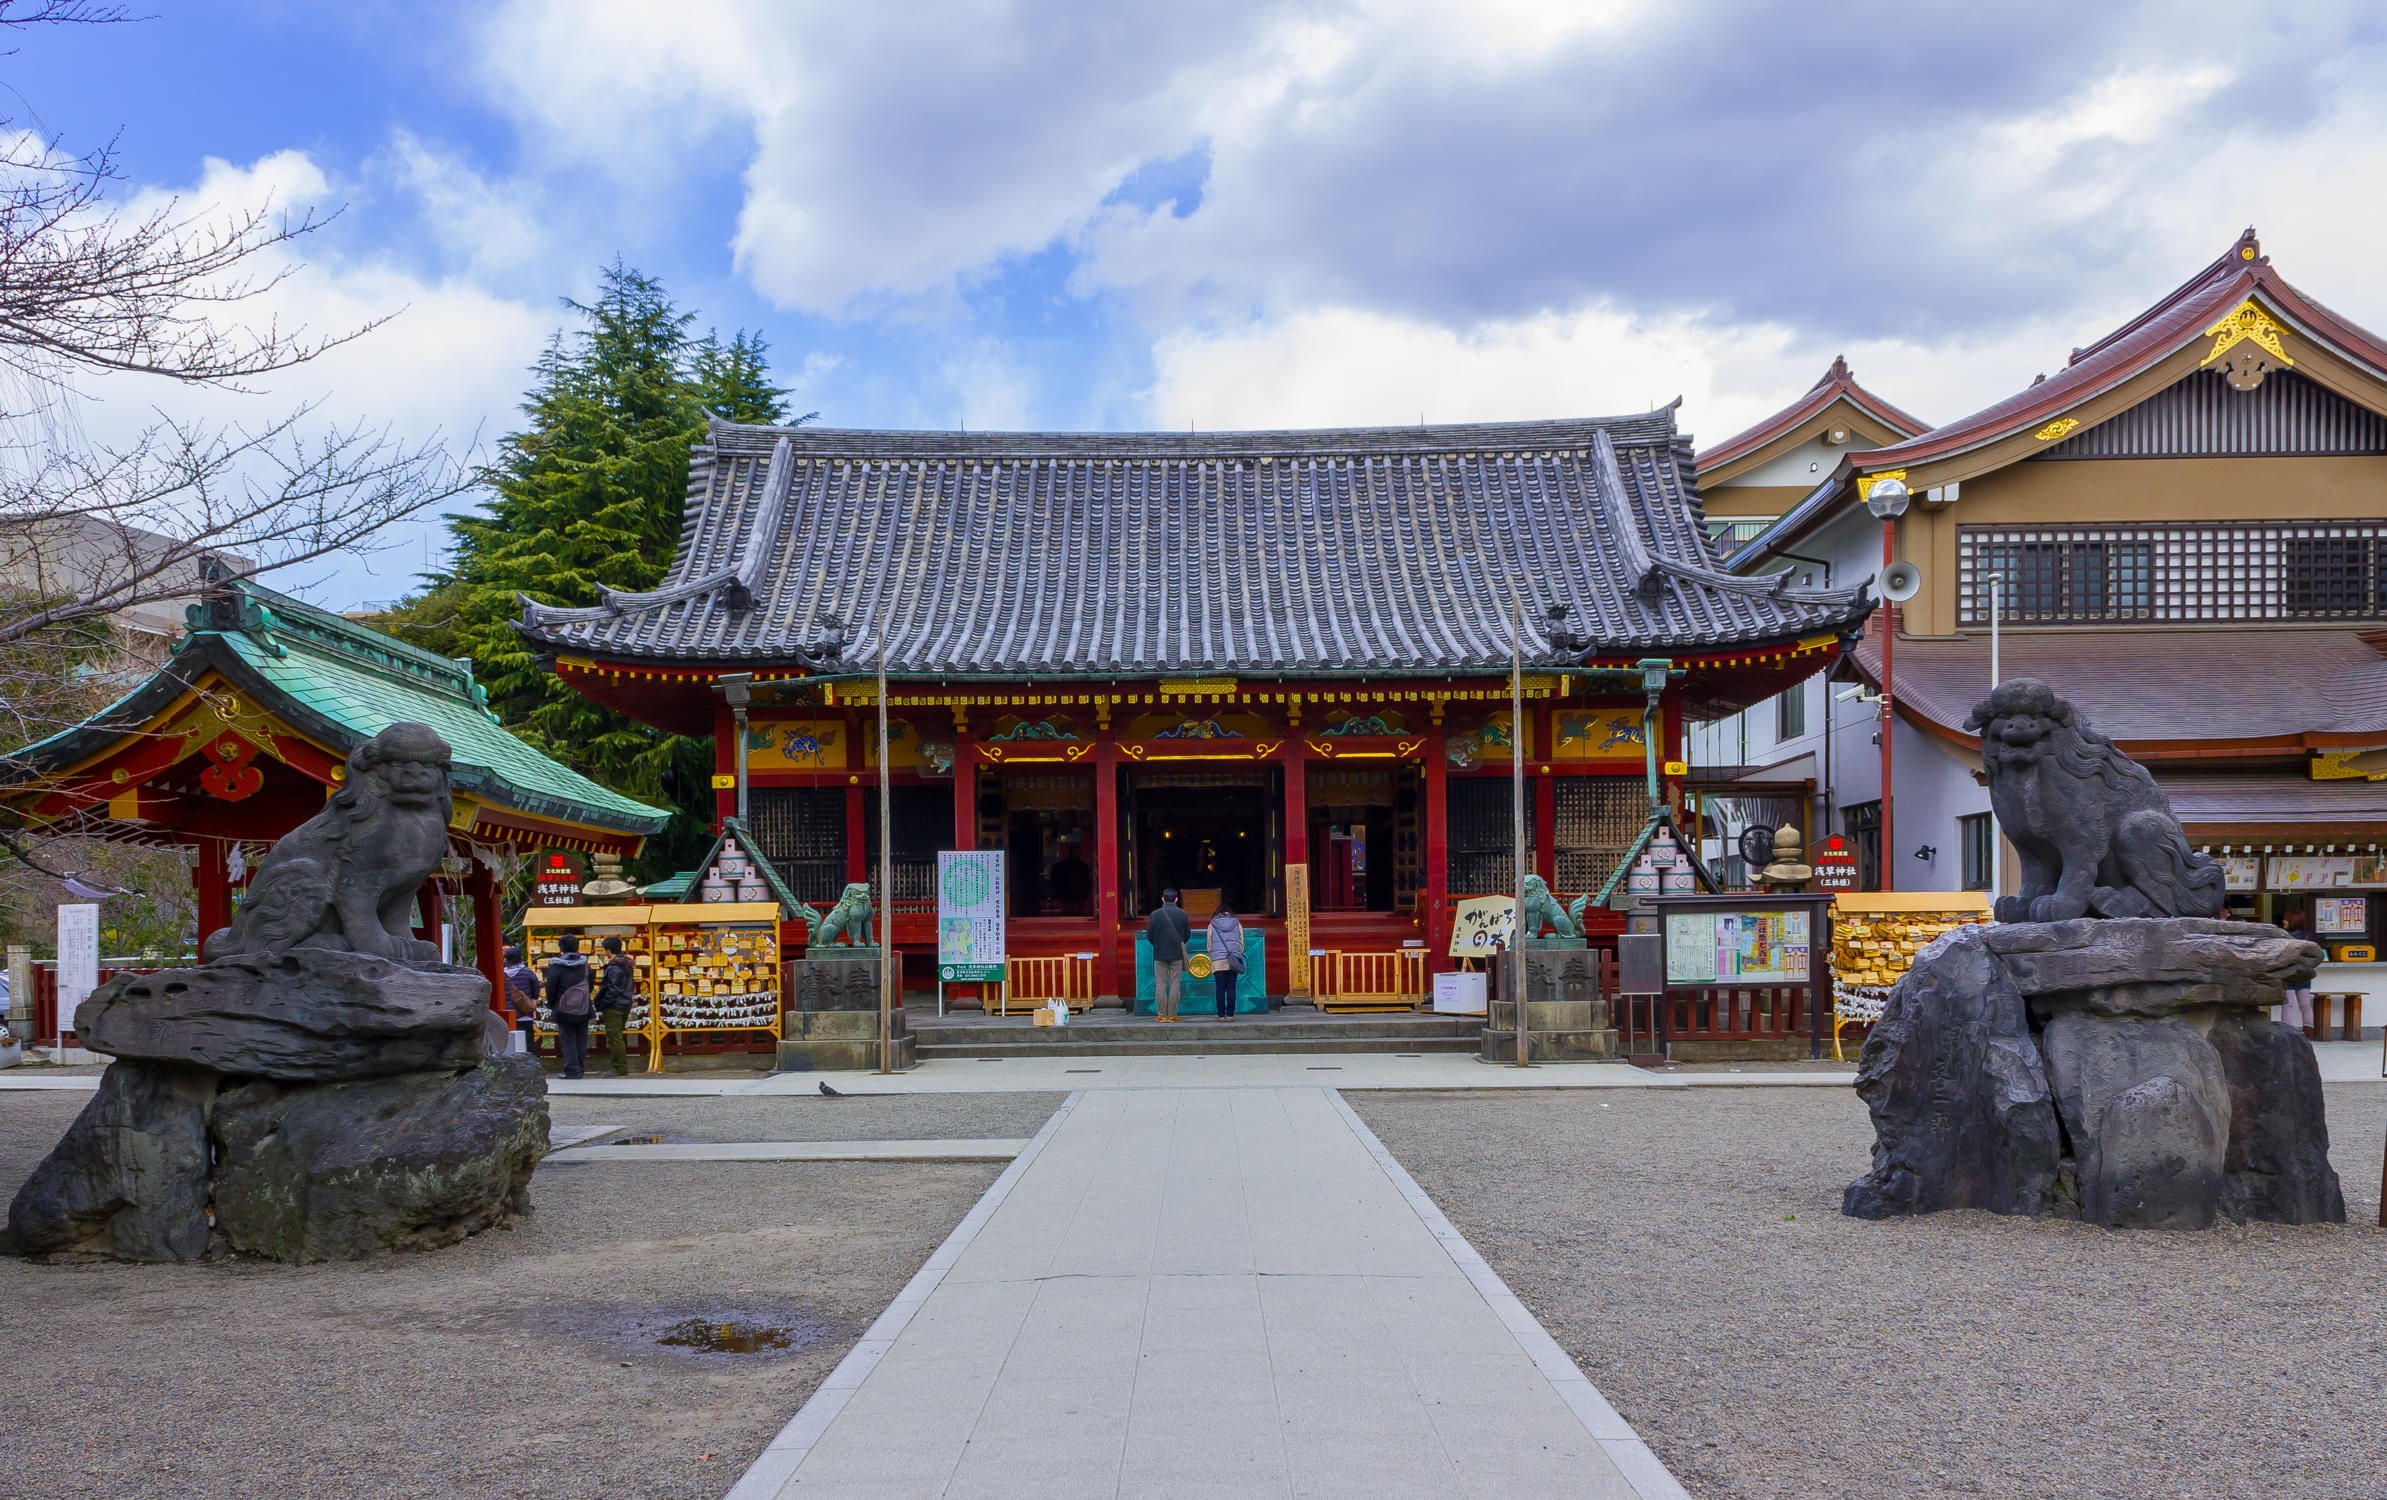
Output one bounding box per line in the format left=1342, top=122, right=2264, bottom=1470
left=1424, top=729, right=1449, bottom=973
left=953, top=720, right=976, bottom=852
left=194, top=837, right=229, bottom=952
left=846, top=781, right=867, bottom=885
left=1095, top=731, right=1122, bottom=1000
left=468, top=861, right=506, bottom=1017
left=1532, top=702, right=1558, bottom=885
left=713, top=704, right=738, bottom=830
left=1282, top=736, right=1308, bottom=892
left=412, top=876, right=442, bottom=957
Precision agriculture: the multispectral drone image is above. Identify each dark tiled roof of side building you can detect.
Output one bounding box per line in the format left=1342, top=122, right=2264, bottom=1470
left=1848, top=628, right=2387, bottom=749
left=515, top=411, right=1872, bottom=676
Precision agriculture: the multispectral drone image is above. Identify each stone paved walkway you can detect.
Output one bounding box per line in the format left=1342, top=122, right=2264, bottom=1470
left=729, top=1086, right=1681, bottom=1499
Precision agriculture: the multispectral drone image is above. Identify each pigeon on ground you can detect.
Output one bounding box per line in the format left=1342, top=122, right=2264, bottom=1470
left=819, top=1081, right=844, bottom=1098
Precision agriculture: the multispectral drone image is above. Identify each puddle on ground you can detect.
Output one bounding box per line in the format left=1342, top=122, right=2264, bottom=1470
left=656, top=1317, right=797, bottom=1353
left=553, top=1301, right=839, bottom=1362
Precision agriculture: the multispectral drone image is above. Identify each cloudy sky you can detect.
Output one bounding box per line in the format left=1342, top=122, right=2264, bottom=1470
left=25, top=0, right=2387, bottom=605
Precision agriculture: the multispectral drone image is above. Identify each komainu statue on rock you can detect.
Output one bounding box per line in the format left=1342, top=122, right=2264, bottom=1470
left=1966, top=678, right=2226, bottom=923
left=8, top=722, right=549, bottom=1264
left=202, top=723, right=456, bottom=963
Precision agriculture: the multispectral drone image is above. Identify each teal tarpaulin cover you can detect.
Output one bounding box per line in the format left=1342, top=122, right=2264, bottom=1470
left=1132, top=930, right=1268, bottom=1014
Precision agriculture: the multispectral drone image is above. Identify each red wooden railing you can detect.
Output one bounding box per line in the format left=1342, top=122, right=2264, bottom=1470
left=24, top=961, right=166, bottom=1047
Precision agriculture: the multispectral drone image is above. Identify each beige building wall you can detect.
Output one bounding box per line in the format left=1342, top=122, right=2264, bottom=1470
left=1901, top=455, right=2387, bottom=636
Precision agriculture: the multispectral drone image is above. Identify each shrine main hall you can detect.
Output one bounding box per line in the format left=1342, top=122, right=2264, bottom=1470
left=517, top=410, right=1872, bottom=999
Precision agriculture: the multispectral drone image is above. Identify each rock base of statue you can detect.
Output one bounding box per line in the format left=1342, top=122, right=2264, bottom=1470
left=4, top=952, right=547, bottom=1264
left=1844, top=918, right=2343, bottom=1229
left=778, top=957, right=916, bottom=1070
left=1479, top=950, right=1618, bottom=1062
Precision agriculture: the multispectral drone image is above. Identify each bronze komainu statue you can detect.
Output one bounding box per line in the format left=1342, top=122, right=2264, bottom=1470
left=1966, top=679, right=2226, bottom=924
left=201, top=723, right=455, bottom=964
left=797, top=882, right=876, bottom=948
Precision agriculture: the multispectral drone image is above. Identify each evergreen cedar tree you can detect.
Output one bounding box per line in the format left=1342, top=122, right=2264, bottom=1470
left=385, top=263, right=809, bottom=879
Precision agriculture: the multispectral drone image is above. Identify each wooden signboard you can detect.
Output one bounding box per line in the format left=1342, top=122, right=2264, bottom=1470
left=1809, top=836, right=1858, bottom=894
left=1285, top=865, right=1312, bottom=997
left=533, top=850, right=586, bottom=907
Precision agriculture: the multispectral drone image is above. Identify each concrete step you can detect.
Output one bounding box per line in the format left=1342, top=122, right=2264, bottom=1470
left=917, top=1016, right=1480, bottom=1046
left=916, top=1033, right=1483, bottom=1059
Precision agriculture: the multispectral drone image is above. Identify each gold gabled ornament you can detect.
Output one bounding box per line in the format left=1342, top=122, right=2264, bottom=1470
left=2201, top=300, right=2293, bottom=391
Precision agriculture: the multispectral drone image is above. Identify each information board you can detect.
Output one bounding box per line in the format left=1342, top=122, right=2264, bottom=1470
left=55, top=903, right=99, bottom=1036
left=1449, top=895, right=1515, bottom=957
left=1664, top=908, right=1811, bottom=985
left=2315, top=895, right=2369, bottom=935
left=937, top=850, right=1005, bottom=982
left=1809, top=837, right=1858, bottom=893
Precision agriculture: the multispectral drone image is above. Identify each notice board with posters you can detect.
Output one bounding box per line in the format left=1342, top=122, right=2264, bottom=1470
left=937, top=850, right=1005, bottom=982
left=1663, top=908, right=1813, bottom=985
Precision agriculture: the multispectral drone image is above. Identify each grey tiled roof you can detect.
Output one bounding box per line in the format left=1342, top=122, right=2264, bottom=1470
left=516, top=413, right=1870, bottom=675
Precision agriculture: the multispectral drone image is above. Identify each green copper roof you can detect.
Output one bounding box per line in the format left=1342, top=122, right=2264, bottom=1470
left=9, top=580, right=667, bottom=840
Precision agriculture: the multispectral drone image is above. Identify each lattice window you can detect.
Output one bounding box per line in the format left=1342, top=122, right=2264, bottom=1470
left=1446, top=777, right=1532, bottom=896
left=864, top=785, right=952, bottom=902
left=1553, top=777, right=1643, bottom=894
left=1961, top=521, right=2387, bottom=624
left=748, top=787, right=847, bottom=902
left=1842, top=800, right=1882, bottom=893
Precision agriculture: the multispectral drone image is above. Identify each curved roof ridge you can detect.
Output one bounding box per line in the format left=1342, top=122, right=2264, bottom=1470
left=1693, top=356, right=1930, bottom=474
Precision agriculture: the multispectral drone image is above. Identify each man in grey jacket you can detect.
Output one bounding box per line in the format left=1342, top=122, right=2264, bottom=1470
left=1145, top=888, right=1192, bottom=1023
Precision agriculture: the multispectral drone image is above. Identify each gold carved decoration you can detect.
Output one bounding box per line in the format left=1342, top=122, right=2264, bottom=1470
left=2312, top=749, right=2387, bottom=782
left=1855, top=469, right=1908, bottom=502
left=2033, top=418, right=2081, bottom=442
left=2201, top=299, right=2292, bottom=391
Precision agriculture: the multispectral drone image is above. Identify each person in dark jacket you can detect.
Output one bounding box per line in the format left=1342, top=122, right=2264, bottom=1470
left=544, top=936, right=594, bottom=1079
left=595, top=934, right=637, bottom=1077
left=1145, top=888, right=1192, bottom=1022
left=502, top=944, right=540, bottom=1055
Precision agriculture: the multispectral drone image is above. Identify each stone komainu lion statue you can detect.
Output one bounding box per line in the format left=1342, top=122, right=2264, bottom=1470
left=1517, top=875, right=1592, bottom=941
left=201, top=722, right=456, bottom=964
left=797, top=882, right=875, bottom=949
left=1966, top=679, right=2226, bottom=924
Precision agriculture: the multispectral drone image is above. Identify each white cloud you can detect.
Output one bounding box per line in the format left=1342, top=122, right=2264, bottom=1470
left=1140, top=300, right=2093, bottom=450
left=70, top=149, right=557, bottom=606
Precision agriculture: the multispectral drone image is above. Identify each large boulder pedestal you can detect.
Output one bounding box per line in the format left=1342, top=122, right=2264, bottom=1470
left=5, top=953, right=547, bottom=1263
left=1845, top=919, right=2343, bottom=1230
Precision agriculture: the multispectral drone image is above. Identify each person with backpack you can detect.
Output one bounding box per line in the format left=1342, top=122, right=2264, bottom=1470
left=503, top=944, right=540, bottom=1055
left=1145, top=887, right=1191, bottom=1022
left=595, top=934, right=638, bottom=1077
left=544, top=935, right=594, bottom=1079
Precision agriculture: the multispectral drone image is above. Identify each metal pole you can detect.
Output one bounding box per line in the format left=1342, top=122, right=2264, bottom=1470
left=1987, top=572, right=2003, bottom=690
left=878, top=625, right=894, bottom=1076
left=1512, top=594, right=1529, bottom=1069
left=732, top=704, right=751, bottom=823
left=1879, top=517, right=1896, bottom=894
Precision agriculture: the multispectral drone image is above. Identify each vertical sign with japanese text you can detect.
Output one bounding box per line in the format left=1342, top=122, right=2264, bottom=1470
left=56, top=903, right=99, bottom=1037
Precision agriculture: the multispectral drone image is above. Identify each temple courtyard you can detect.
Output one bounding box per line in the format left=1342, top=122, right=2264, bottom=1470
left=1, top=1061, right=2381, bottom=1499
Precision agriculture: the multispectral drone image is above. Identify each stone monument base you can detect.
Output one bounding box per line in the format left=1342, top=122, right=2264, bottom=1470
left=1479, top=950, right=1618, bottom=1062
left=777, top=1007, right=917, bottom=1072
left=1845, top=918, right=2343, bottom=1230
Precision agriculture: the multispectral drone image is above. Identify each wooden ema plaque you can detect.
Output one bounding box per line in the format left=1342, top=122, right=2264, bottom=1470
left=1809, top=836, right=1858, bottom=894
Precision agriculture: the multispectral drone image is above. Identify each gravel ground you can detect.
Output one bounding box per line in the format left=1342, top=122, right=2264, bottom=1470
left=548, top=1090, right=1067, bottom=1144
left=0, top=1090, right=1057, bottom=1500
left=1352, top=1082, right=2387, bottom=1500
